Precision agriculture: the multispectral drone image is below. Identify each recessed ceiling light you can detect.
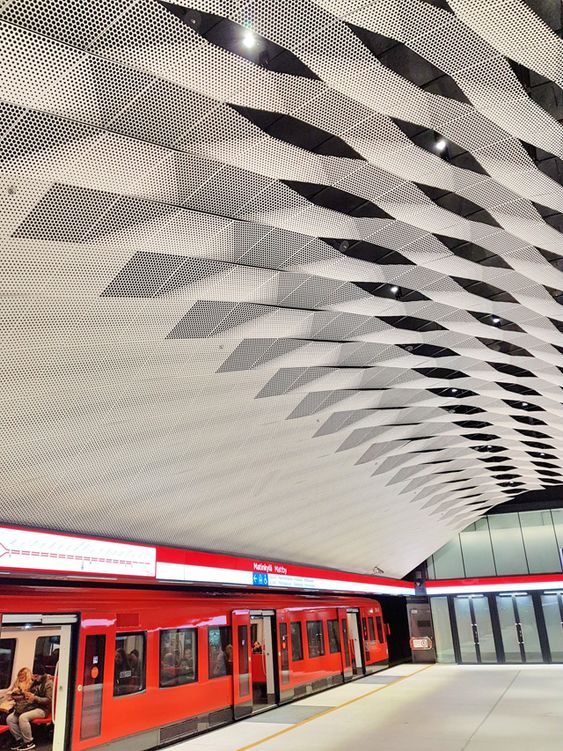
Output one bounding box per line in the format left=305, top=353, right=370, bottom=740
left=435, top=138, right=447, bottom=152
left=451, top=388, right=457, bottom=393
left=522, top=402, right=528, bottom=407
left=242, top=31, right=256, bottom=48
left=492, top=316, right=500, bottom=324
left=390, top=285, right=399, bottom=294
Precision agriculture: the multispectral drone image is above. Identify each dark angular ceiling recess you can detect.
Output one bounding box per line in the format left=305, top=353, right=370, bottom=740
left=0, top=0, right=562, bottom=578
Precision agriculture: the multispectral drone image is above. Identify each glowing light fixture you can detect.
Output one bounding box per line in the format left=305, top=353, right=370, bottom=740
left=435, top=138, right=447, bottom=152
left=242, top=31, right=256, bottom=48
left=390, top=285, right=399, bottom=294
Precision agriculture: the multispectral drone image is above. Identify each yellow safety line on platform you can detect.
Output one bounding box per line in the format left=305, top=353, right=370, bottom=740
left=235, top=663, right=435, bottom=750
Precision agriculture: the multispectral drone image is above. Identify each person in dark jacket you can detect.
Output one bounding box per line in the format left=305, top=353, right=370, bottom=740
left=7, top=664, right=53, bottom=751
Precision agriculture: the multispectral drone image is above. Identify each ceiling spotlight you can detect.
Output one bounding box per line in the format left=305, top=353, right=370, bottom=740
left=451, top=388, right=458, bottom=393
left=492, top=316, right=500, bottom=324
left=242, top=31, right=256, bottom=48
left=522, top=402, right=528, bottom=408
left=390, top=285, right=399, bottom=294
left=435, top=138, right=447, bottom=152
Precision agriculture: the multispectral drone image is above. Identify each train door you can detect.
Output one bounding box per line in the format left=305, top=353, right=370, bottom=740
left=337, top=608, right=353, bottom=681
left=0, top=613, right=76, bottom=751
left=232, top=610, right=277, bottom=719
left=250, top=611, right=276, bottom=711
left=346, top=610, right=364, bottom=676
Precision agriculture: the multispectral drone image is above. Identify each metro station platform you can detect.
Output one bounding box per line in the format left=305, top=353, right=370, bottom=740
left=179, top=663, right=563, bottom=751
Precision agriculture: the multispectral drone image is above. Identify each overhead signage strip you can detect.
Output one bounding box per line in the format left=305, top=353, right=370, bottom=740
left=0, top=525, right=413, bottom=595
left=427, top=574, right=563, bottom=595
left=0, top=526, right=156, bottom=578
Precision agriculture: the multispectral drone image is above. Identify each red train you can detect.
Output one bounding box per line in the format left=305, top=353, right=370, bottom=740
left=0, top=584, right=389, bottom=751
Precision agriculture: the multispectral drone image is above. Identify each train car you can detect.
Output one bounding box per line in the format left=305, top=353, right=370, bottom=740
left=0, top=585, right=390, bottom=751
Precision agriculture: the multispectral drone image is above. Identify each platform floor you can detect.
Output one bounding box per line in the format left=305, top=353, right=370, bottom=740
left=178, top=663, right=563, bottom=750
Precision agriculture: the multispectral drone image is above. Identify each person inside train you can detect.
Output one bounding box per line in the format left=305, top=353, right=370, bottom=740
left=160, top=652, right=176, bottom=684
left=178, top=648, right=194, bottom=679
left=114, top=648, right=133, bottom=694
left=0, top=668, right=32, bottom=722
left=7, top=663, right=53, bottom=751
left=128, top=649, right=139, bottom=676
left=252, top=641, right=263, bottom=653
left=224, top=644, right=233, bottom=675
left=209, top=645, right=226, bottom=678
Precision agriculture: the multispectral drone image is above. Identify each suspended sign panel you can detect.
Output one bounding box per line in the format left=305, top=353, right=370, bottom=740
left=0, top=527, right=156, bottom=578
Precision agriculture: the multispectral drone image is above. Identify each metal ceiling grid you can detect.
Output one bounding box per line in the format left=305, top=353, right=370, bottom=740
left=0, top=0, right=562, bottom=577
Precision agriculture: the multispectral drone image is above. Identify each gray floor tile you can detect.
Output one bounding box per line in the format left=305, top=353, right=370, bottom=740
left=245, top=704, right=327, bottom=724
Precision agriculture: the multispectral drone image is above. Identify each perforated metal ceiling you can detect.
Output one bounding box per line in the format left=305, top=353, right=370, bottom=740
left=0, top=0, right=562, bottom=577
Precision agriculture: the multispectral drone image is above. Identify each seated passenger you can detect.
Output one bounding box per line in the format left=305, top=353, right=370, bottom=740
left=209, top=646, right=226, bottom=678
left=178, top=647, right=194, bottom=680
left=7, top=664, right=52, bottom=751
left=225, top=644, right=233, bottom=675
left=160, top=652, right=176, bottom=684
left=114, top=648, right=133, bottom=694
left=0, top=668, right=32, bottom=721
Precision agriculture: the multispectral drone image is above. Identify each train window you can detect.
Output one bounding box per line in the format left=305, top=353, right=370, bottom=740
left=114, top=632, right=146, bottom=696
left=34, top=635, right=60, bottom=676
left=80, top=634, right=106, bottom=740
left=368, top=618, right=376, bottom=644
left=208, top=626, right=232, bottom=679
left=0, top=639, right=16, bottom=689
left=376, top=616, right=384, bottom=643
left=306, top=620, right=325, bottom=658
left=327, top=620, right=341, bottom=653
left=160, top=628, right=198, bottom=687
left=237, top=625, right=250, bottom=696
left=341, top=619, right=351, bottom=667
left=290, top=622, right=303, bottom=661
left=279, top=623, right=289, bottom=684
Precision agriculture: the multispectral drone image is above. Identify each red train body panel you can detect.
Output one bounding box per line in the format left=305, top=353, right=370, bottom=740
left=0, top=585, right=389, bottom=751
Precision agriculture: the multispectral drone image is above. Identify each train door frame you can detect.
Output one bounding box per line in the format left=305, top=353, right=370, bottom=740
left=232, top=610, right=252, bottom=719
left=337, top=607, right=353, bottom=681
left=1, top=612, right=77, bottom=751
left=345, top=609, right=365, bottom=676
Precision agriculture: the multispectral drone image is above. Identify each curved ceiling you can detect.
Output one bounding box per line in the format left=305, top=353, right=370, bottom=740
left=0, top=0, right=562, bottom=578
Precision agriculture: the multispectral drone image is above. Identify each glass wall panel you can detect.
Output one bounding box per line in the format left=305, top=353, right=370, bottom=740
left=454, top=597, right=477, bottom=662
left=488, top=514, right=528, bottom=575
left=520, top=511, right=561, bottom=573
left=430, top=597, right=455, bottom=663
left=541, top=593, right=563, bottom=662
left=460, top=519, right=496, bottom=577
left=426, top=556, right=436, bottom=580
left=496, top=595, right=521, bottom=662
left=472, top=596, right=496, bottom=663
left=514, top=594, right=542, bottom=662
left=549, top=510, right=563, bottom=566
left=433, top=538, right=465, bottom=579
